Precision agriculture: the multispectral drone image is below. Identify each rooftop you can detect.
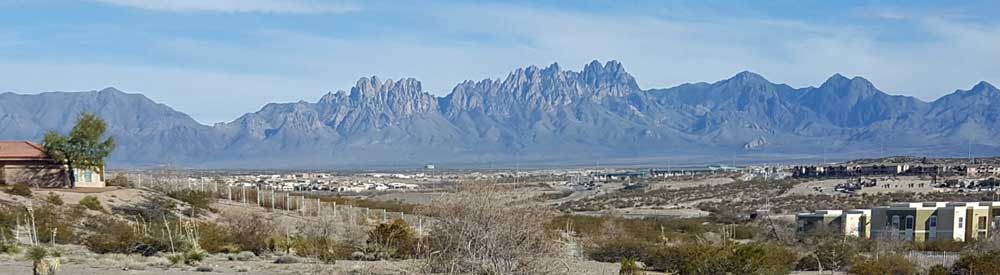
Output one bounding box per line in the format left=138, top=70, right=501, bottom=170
left=0, top=141, right=49, bottom=160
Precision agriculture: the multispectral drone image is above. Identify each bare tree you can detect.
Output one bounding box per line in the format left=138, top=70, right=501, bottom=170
left=423, top=183, right=563, bottom=275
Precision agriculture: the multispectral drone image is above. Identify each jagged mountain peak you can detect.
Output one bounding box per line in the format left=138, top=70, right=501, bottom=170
left=971, top=81, right=998, bottom=93
left=98, top=87, right=125, bottom=94
left=823, top=73, right=851, bottom=86
left=728, top=70, right=768, bottom=82
left=6, top=60, right=1000, bottom=168
left=349, top=76, right=423, bottom=99
left=815, top=73, right=880, bottom=98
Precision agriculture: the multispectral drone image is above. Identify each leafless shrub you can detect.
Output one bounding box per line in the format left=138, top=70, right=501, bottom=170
left=423, top=183, right=563, bottom=275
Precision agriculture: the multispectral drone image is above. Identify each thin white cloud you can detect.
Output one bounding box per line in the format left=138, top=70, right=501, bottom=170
left=4, top=2, right=1000, bottom=123
left=89, top=0, right=360, bottom=14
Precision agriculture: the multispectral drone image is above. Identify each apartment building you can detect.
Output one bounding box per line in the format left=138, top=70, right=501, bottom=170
left=800, top=201, right=1000, bottom=242
left=795, top=209, right=871, bottom=239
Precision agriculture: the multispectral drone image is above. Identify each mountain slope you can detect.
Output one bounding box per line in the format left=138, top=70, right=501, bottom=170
left=1, top=61, right=998, bottom=168
left=0, top=88, right=218, bottom=165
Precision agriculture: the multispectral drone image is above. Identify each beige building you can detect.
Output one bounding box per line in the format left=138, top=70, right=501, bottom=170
left=796, top=209, right=871, bottom=239
left=0, top=141, right=104, bottom=188
left=801, top=201, right=1000, bottom=242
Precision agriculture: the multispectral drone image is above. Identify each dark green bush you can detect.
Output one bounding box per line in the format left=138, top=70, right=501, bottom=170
left=78, top=196, right=103, bottom=211
left=367, top=219, right=416, bottom=259
left=45, top=193, right=64, bottom=206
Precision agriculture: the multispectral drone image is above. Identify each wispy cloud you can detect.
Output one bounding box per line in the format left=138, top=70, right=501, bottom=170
left=3, top=1, right=999, bottom=123
left=89, top=0, right=360, bottom=14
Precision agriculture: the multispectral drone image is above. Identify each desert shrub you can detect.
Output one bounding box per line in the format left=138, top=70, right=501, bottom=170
left=219, top=244, right=241, bottom=254
left=0, top=241, right=20, bottom=254
left=323, top=196, right=419, bottom=214
left=112, top=195, right=178, bottom=220
left=549, top=215, right=707, bottom=245
left=908, top=239, right=968, bottom=252
left=166, top=190, right=215, bottom=216
left=33, top=204, right=79, bottom=244
left=586, top=237, right=654, bottom=263
left=0, top=206, right=22, bottom=254
left=194, top=221, right=238, bottom=253
left=106, top=174, right=131, bottom=187
left=218, top=211, right=278, bottom=255
left=44, top=193, right=64, bottom=206
left=274, top=255, right=301, bottom=264
left=366, top=219, right=416, bottom=259
left=795, top=241, right=857, bottom=271
left=231, top=251, right=256, bottom=261
left=732, top=224, right=756, bottom=240
left=81, top=215, right=167, bottom=255
left=849, top=254, right=917, bottom=275
left=646, top=241, right=795, bottom=275
left=292, top=236, right=345, bottom=264
left=619, top=257, right=644, bottom=275
left=78, top=196, right=103, bottom=211
left=926, top=264, right=949, bottom=275
left=166, top=240, right=209, bottom=266
left=424, top=184, right=560, bottom=275
left=537, top=191, right=573, bottom=201
left=951, top=249, right=1000, bottom=275
left=6, top=183, right=32, bottom=197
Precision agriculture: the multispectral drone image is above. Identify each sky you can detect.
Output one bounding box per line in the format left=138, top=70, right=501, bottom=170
left=1, top=0, right=998, bottom=124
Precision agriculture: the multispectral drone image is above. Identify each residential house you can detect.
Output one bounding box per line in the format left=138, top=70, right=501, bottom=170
left=0, top=141, right=105, bottom=188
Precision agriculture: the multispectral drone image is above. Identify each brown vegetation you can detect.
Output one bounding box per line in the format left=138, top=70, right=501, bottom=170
left=423, top=183, right=561, bottom=275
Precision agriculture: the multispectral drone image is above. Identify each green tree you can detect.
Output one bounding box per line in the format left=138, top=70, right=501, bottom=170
left=42, top=113, right=115, bottom=188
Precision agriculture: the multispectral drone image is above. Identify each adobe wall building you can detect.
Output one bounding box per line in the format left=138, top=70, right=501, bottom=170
left=0, top=141, right=104, bottom=188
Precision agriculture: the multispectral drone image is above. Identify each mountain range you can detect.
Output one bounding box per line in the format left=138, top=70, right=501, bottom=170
left=2, top=60, right=998, bottom=168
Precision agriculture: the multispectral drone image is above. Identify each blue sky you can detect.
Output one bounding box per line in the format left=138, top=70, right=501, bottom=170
left=1, top=0, right=998, bottom=124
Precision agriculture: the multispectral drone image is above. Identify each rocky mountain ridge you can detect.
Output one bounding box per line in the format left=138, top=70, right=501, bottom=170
left=1, top=60, right=997, bottom=168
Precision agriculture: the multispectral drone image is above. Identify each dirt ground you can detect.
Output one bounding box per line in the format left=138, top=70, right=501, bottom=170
left=0, top=245, right=641, bottom=275
left=0, top=187, right=175, bottom=211
left=782, top=177, right=940, bottom=197
left=648, top=177, right=735, bottom=190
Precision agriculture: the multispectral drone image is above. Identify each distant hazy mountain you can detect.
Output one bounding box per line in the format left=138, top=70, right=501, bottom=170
left=0, top=88, right=219, bottom=165
left=1, top=61, right=997, bottom=168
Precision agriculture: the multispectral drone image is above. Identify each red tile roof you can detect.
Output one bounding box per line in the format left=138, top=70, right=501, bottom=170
left=0, top=141, right=49, bottom=160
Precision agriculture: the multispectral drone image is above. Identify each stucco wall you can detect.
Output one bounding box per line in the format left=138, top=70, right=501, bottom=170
left=0, top=163, right=69, bottom=187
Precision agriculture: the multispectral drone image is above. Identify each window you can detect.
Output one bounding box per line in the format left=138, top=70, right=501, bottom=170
left=892, top=215, right=901, bottom=229
left=905, top=216, right=914, bottom=230
left=979, top=216, right=988, bottom=230
left=929, top=216, right=938, bottom=228
left=959, top=217, right=965, bottom=228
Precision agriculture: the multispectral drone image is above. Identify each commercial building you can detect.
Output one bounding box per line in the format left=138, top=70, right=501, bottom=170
left=799, top=201, right=1000, bottom=242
